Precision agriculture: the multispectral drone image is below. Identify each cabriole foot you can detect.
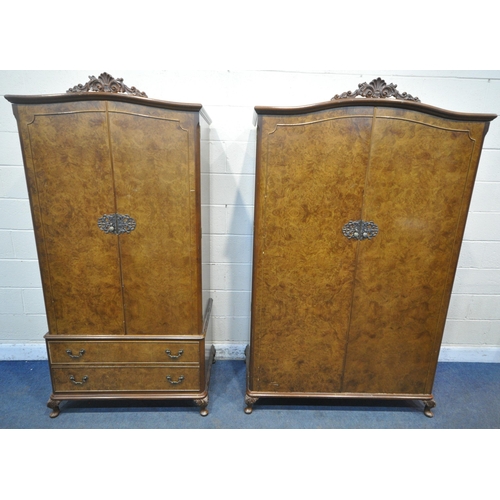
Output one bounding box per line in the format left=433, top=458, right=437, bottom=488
left=194, top=396, right=209, bottom=417
left=47, top=398, right=61, bottom=418
left=245, top=395, right=258, bottom=414
left=424, top=399, right=436, bottom=418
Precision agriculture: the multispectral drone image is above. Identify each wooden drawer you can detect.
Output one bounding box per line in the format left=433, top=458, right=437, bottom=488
left=47, top=340, right=200, bottom=364
left=51, top=365, right=201, bottom=393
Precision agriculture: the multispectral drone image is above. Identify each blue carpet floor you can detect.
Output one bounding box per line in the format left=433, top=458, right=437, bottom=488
left=0, top=359, right=499, bottom=428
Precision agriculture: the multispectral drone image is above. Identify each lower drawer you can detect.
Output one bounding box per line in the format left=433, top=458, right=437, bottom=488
left=51, top=365, right=201, bottom=393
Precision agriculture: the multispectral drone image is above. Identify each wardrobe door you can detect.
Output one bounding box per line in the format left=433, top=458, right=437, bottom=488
left=16, top=102, right=124, bottom=335
left=250, top=109, right=373, bottom=393
left=342, top=108, right=488, bottom=395
left=108, top=102, right=201, bottom=336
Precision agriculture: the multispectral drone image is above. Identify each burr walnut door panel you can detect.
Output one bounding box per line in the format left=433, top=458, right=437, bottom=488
left=108, top=103, right=201, bottom=335
left=19, top=102, right=124, bottom=335
left=251, top=109, right=373, bottom=393
left=342, top=110, right=487, bottom=395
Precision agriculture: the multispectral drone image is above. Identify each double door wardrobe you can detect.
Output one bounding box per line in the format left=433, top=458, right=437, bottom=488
left=246, top=78, right=496, bottom=417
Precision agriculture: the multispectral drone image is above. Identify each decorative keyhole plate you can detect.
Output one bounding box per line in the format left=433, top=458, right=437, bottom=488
left=98, top=214, right=136, bottom=235
left=342, top=220, right=379, bottom=240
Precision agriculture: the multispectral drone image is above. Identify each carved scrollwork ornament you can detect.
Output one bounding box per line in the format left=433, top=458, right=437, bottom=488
left=67, top=72, right=148, bottom=97
left=332, top=78, right=420, bottom=102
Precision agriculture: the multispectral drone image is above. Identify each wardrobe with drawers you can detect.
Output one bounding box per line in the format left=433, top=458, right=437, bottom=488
left=6, top=73, right=214, bottom=417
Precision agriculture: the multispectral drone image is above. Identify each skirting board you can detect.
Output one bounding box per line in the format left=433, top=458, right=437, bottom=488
left=0, top=342, right=499, bottom=363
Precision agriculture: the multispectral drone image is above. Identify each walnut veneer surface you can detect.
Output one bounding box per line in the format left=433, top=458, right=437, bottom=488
left=6, top=76, right=214, bottom=417
left=247, top=92, right=496, bottom=416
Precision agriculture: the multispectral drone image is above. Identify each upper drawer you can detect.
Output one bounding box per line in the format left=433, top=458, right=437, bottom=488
left=47, top=340, right=200, bottom=364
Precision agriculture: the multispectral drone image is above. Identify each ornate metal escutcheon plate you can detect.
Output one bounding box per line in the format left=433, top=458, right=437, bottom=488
left=98, top=214, right=137, bottom=235
left=342, top=220, right=379, bottom=241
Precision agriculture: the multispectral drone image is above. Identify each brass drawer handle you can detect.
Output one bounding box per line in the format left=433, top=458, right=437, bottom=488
left=342, top=220, right=379, bottom=240
left=66, top=349, right=85, bottom=359
left=69, top=375, right=88, bottom=385
left=166, top=375, right=184, bottom=385
left=165, top=349, right=184, bottom=359
left=98, top=213, right=136, bottom=235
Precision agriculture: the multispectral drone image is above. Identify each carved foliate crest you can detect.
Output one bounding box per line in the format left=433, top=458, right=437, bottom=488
left=332, top=78, right=420, bottom=102
left=67, top=72, right=148, bottom=97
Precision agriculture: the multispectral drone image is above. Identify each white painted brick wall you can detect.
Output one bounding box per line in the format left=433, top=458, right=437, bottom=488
left=1, top=70, right=500, bottom=360
left=0, top=199, right=33, bottom=229
left=0, top=260, right=42, bottom=288
left=0, top=231, right=14, bottom=258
